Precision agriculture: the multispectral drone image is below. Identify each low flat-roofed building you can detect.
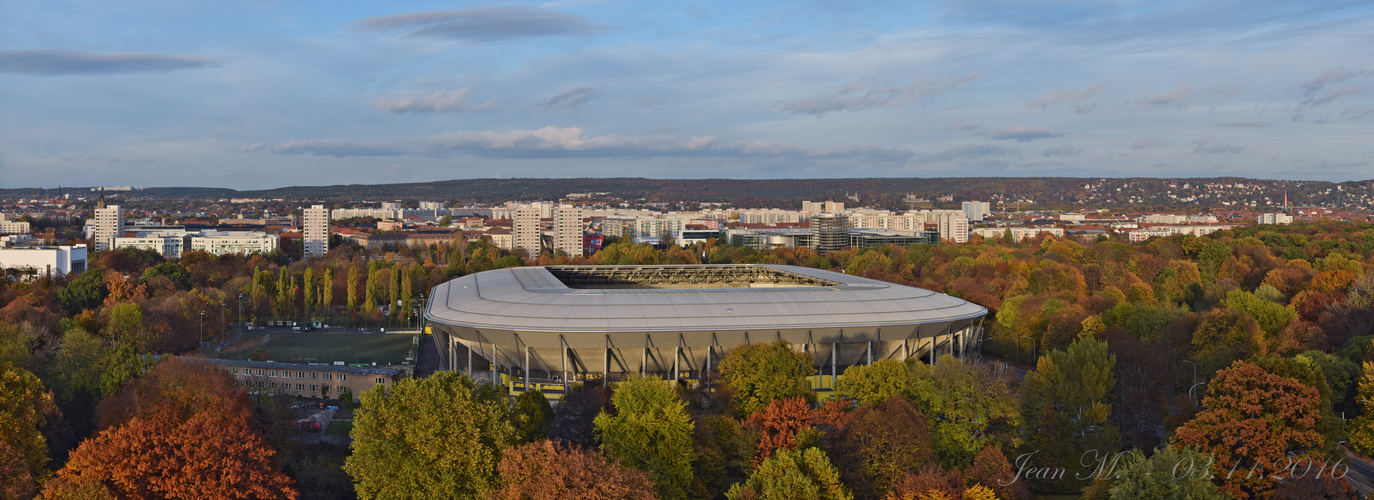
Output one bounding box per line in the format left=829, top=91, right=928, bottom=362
left=191, top=231, right=280, bottom=256
left=0, top=244, right=87, bottom=280
left=189, top=357, right=407, bottom=399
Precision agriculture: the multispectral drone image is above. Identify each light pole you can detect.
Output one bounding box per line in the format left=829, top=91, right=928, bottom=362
left=220, top=301, right=226, bottom=348
left=199, top=310, right=205, bottom=343
left=1182, top=359, right=1197, bottom=391
left=1019, top=335, right=1037, bottom=364
left=238, top=294, right=244, bottom=336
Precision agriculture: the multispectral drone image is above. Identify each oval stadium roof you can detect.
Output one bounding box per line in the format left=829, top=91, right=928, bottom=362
left=425, top=264, right=987, bottom=335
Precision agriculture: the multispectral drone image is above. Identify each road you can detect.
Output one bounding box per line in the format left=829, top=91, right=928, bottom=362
left=1343, top=449, right=1374, bottom=497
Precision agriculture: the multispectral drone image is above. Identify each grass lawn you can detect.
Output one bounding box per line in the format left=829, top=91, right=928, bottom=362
left=220, top=332, right=415, bottom=365
left=324, top=421, right=353, bottom=436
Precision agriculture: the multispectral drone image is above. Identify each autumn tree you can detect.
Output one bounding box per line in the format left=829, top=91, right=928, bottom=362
left=1106, top=447, right=1225, bottom=500
left=1350, top=361, right=1374, bottom=455
left=55, top=357, right=298, bottom=500
left=594, top=375, right=695, bottom=500
left=719, top=341, right=816, bottom=416
left=906, top=355, right=1021, bottom=469
left=1173, top=360, right=1325, bottom=500
left=726, top=447, right=851, bottom=500
left=743, top=396, right=846, bottom=464
left=347, top=266, right=359, bottom=317
left=837, top=358, right=907, bottom=405
left=486, top=440, right=657, bottom=500
left=1019, top=337, right=1120, bottom=493
left=303, top=268, right=315, bottom=316
left=512, top=390, right=554, bottom=444
left=829, top=396, right=938, bottom=500
left=549, top=383, right=611, bottom=448
left=0, top=363, right=57, bottom=500
left=345, top=371, right=514, bottom=500
left=963, top=445, right=1029, bottom=500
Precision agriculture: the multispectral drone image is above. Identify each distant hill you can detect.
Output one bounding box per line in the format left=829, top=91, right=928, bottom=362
left=4, top=177, right=1373, bottom=209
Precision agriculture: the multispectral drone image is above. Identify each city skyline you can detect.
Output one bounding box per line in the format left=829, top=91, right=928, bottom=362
left=2, top=0, right=1373, bottom=189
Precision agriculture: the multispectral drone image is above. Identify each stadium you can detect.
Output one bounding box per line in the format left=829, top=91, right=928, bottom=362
left=424, top=264, right=987, bottom=392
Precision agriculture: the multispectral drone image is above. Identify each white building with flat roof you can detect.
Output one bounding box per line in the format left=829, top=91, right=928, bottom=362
left=0, top=245, right=87, bottom=279
left=114, top=231, right=193, bottom=259
left=962, top=201, right=990, bottom=222
left=304, top=205, right=329, bottom=258
left=191, top=231, right=281, bottom=256
left=92, top=205, right=125, bottom=251
left=514, top=204, right=544, bottom=256
left=1258, top=213, right=1293, bottom=225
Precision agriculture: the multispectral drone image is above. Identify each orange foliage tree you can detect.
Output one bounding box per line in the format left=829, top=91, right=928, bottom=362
left=742, top=396, right=847, bottom=465
left=1173, top=360, right=1325, bottom=500
left=829, top=396, right=938, bottom=500
left=486, top=440, right=657, bottom=500
left=52, top=357, right=298, bottom=500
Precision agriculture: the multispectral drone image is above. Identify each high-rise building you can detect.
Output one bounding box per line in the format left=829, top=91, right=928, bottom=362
left=380, top=202, right=403, bottom=211
left=303, top=205, right=330, bottom=259
left=514, top=204, right=544, bottom=256
left=552, top=205, right=584, bottom=258
left=92, top=204, right=125, bottom=252
left=801, top=201, right=845, bottom=215
left=961, top=201, right=990, bottom=222
left=811, top=213, right=849, bottom=253
left=1258, top=213, right=1293, bottom=225
left=418, top=201, right=445, bottom=210
left=936, top=211, right=970, bottom=244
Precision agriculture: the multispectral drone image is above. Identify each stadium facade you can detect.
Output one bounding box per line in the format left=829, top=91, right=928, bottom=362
left=424, top=264, right=987, bottom=389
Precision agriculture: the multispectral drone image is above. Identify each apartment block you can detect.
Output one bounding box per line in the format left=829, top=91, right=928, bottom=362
left=304, top=205, right=330, bottom=259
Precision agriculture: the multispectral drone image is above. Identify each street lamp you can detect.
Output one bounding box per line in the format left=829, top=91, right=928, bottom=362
left=1019, top=335, right=1037, bottom=364
left=199, top=310, right=205, bottom=343
left=220, top=300, right=226, bottom=348
left=1182, top=360, right=1198, bottom=391
left=238, top=294, right=244, bottom=336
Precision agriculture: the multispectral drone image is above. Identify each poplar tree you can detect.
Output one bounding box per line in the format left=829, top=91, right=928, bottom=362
left=347, top=266, right=359, bottom=316
left=303, top=268, right=315, bottom=317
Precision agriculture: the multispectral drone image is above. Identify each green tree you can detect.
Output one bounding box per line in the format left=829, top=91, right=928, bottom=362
left=594, top=375, right=695, bottom=500
left=1020, top=337, right=1120, bottom=493
left=719, top=341, right=816, bottom=416
left=321, top=269, right=334, bottom=318
left=142, top=262, right=190, bottom=290
left=55, top=270, right=106, bottom=314
left=906, top=355, right=1021, bottom=469
left=347, top=266, right=359, bottom=316
left=1222, top=289, right=1296, bottom=335
left=836, top=358, right=907, bottom=405
left=1108, top=447, right=1226, bottom=500
left=726, top=447, right=851, bottom=500
left=0, top=363, right=57, bottom=498
left=363, top=268, right=377, bottom=317
left=389, top=268, right=400, bottom=318
left=400, top=270, right=413, bottom=322
left=512, top=390, right=554, bottom=444
left=276, top=268, right=290, bottom=317
left=344, top=372, right=514, bottom=500
left=103, top=302, right=147, bottom=350
left=1347, top=361, right=1374, bottom=456
left=303, top=268, right=316, bottom=317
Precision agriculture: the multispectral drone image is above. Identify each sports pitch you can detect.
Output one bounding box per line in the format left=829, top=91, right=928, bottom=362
left=220, top=332, right=416, bottom=365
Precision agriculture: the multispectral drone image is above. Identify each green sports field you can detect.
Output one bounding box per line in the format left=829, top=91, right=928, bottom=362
left=219, top=332, right=416, bottom=365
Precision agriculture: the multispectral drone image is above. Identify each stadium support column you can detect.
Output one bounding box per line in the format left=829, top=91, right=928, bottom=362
left=523, top=345, right=530, bottom=394
left=560, top=335, right=568, bottom=393
left=603, top=335, right=609, bottom=388
left=867, top=341, right=872, bottom=366
left=465, top=338, right=471, bottom=377
left=831, top=343, right=838, bottom=388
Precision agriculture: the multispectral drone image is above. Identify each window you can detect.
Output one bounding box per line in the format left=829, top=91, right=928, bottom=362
left=310, top=372, right=318, bottom=379
left=282, top=371, right=290, bottom=378
left=232, top=368, right=239, bottom=375
left=375, top=377, right=385, bottom=384
left=324, top=373, right=332, bottom=380
left=296, top=384, right=304, bottom=391
left=297, top=371, right=304, bottom=378
left=256, top=369, right=264, bottom=376
left=323, top=385, right=331, bottom=393
left=339, top=374, right=347, bottom=381
left=269, top=370, right=277, bottom=377
left=310, top=385, right=318, bottom=392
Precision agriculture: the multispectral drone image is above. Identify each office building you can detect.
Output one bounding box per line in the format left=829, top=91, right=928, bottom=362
left=304, top=205, right=330, bottom=259
left=92, top=205, right=125, bottom=252
left=936, top=211, right=970, bottom=244
left=0, top=244, right=87, bottom=279
left=1258, top=213, right=1294, bottom=225
left=811, top=213, right=849, bottom=253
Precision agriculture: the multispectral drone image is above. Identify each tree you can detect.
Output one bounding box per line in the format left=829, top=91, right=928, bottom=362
left=743, top=397, right=846, bottom=464
left=837, top=358, right=907, bottom=405
left=345, top=371, right=514, bottom=500
left=906, top=356, right=1021, bottom=469
left=321, top=269, right=333, bottom=318
left=1350, top=361, right=1374, bottom=455
left=0, top=363, right=56, bottom=499
left=60, top=410, right=299, bottom=500
left=719, top=341, right=816, bottom=416
left=276, top=268, right=290, bottom=317
left=1019, top=337, right=1120, bottom=493
left=56, top=358, right=297, bottom=500
left=1107, top=447, right=1225, bottom=500
left=549, top=383, right=611, bottom=448
left=363, top=268, right=377, bottom=317
left=400, top=270, right=413, bottom=321
left=347, top=266, right=359, bottom=317
left=388, top=268, right=400, bottom=318
left=1173, top=360, right=1325, bottom=500
left=829, top=396, right=938, bottom=500
left=512, top=390, right=554, bottom=444
left=594, top=376, right=695, bottom=500
left=303, top=268, right=315, bottom=317
left=726, top=447, right=851, bottom=500
left=55, top=269, right=106, bottom=314
left=963, top=446, right=1029, bottom=500
left=487, top=440, right=657, bottom=500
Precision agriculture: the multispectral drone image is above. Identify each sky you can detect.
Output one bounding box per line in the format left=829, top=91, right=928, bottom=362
left=1, top=0, right=1372, bottom=190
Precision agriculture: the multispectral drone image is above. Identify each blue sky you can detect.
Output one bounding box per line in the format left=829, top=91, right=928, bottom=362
left=1, top=0, right=1372, bottom=189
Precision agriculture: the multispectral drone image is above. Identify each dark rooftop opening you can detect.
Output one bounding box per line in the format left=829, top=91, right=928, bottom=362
left=545, top=265, right=841, bottom=289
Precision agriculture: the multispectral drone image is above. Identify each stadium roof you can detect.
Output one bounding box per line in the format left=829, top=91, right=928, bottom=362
left=425, top=264, right=986, bottom=335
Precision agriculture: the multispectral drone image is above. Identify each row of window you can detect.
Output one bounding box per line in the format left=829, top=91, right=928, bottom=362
left=231, top=367, right=345, bottom=381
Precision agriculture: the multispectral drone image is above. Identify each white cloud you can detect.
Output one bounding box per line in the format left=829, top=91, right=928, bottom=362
left=1027, top=83, right=1103, bottom=108
left=536, top=86, right=599, bottom=111
left=375, top=87, right=495, bottom=113
left=779, top=72, right=984, bottom=116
